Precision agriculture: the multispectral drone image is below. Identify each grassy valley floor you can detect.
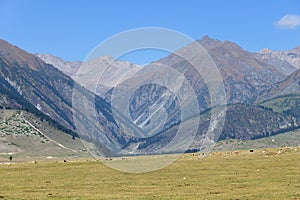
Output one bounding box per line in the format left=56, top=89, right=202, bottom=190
left=0, top=147, right=300, bottom=199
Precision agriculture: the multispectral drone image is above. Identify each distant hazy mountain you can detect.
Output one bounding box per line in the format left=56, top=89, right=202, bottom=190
left=257, top=46, right=300, bottom=70
left=36, top=54, right=141, bottom=95
left=35, top=53, right=81, bottom=77
left=255, top=49, right=297, bottom=76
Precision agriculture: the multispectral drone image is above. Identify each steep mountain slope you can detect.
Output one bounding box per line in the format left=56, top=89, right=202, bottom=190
left=259, top=69, right=300, bottom=101
left=0, top=73, right=77, bottom=137
left=0, top=40, right=76, bottom=130
left=0, top=39, right=141, bottom=156
left=0, top=73, right=29, bottom=110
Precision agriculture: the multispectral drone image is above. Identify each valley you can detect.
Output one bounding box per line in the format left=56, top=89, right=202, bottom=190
left=0, top=146, right=299, bottom=199
left=1, top=1, right=300, bottom=200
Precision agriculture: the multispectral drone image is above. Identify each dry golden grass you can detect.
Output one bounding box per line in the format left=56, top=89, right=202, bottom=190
left=0, top=147, right=300, bottom=199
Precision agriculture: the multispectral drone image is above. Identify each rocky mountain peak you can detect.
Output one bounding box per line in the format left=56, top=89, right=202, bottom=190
left=258, top=48, right=272, bottom=54
left=197, top=35, right=222, bottom=50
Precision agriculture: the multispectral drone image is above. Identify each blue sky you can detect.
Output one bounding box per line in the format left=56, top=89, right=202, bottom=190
left=0, top=0, right=299, bottom=64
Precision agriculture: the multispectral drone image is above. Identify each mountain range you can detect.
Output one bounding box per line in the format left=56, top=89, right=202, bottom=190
left=0, top=36, right=299, bottom=157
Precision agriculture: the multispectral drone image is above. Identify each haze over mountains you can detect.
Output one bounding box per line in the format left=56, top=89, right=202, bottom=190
left=1, top=36, right=299, bottom=157
left=36, top=54, right=141, bottom=96
left=258, top=46, right=300, bottom=70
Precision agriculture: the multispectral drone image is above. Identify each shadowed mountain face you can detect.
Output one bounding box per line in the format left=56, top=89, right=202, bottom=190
left=259, top=94, right=300, bottom=126
left=123, top=103, right=298, bottom=154
left=0, top=39, right=139, bottom=155
left=0, top=71, right=28, bottom=110
left=0, top=40, right=76, bottom=129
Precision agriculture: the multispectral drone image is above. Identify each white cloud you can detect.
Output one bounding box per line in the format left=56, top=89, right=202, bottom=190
left=274, top=14, right=300, bottom=29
